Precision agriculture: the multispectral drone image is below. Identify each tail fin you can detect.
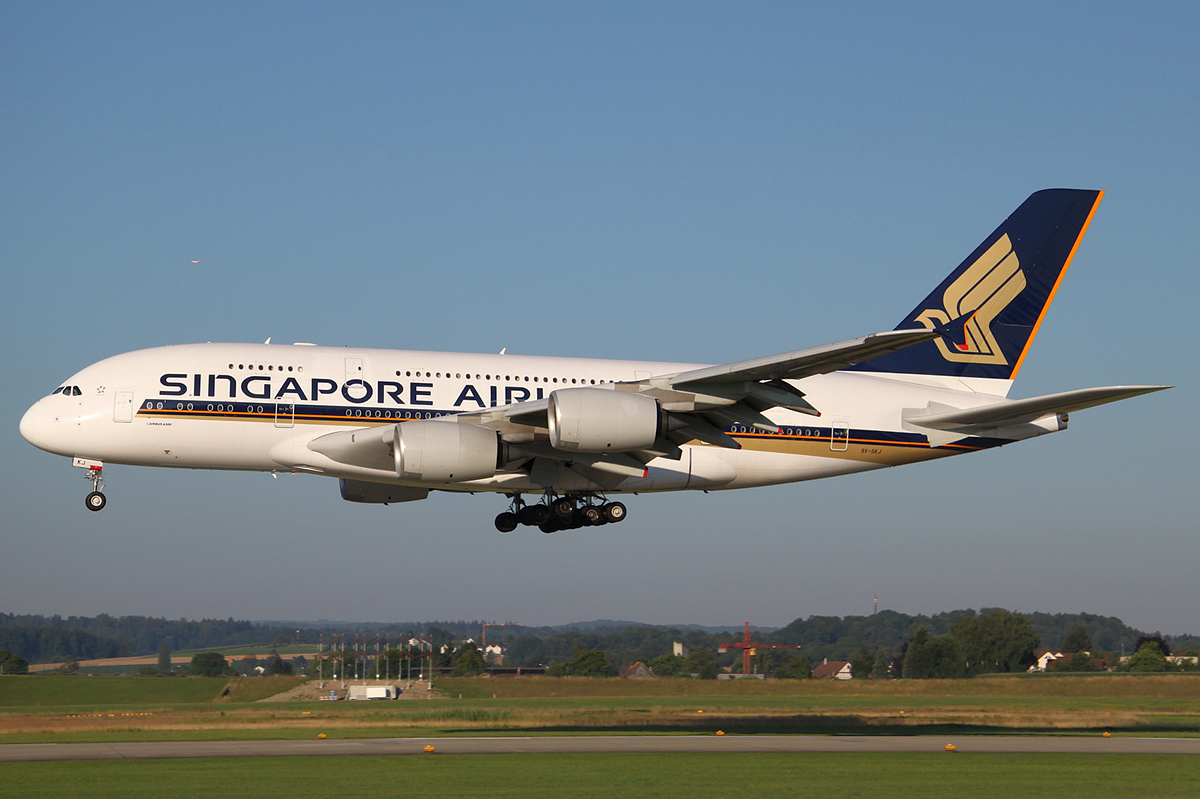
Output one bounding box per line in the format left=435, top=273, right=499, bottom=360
left=853, top=189, right=1104, bottom=385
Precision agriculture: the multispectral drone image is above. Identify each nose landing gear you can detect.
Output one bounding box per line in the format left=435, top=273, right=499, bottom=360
left=82, top=464, right=106, bottom=512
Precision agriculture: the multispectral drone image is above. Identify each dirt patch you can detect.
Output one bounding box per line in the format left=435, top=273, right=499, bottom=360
left=260, top=679, right=443, bottom=701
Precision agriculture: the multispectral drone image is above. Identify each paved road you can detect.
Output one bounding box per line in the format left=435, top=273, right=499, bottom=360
left=4, top=735, right=1199, bottom=762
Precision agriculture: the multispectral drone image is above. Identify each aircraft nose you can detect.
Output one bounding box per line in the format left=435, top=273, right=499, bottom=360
left=19, top=402, right=41, bottom=448
left=20, top=398, right=53, bottom=451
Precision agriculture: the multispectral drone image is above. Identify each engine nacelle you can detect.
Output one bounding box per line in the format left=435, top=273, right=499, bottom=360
left=548, top=388, right=660, bottom=453
left=339, top=479, right=430, bottom=504
left=393, top=420, right=500, bottom=483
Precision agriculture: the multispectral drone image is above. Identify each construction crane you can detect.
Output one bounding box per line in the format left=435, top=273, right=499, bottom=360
left=718, top=622, right=800, bottom=676
left=482, top=621, right=520, bottom=651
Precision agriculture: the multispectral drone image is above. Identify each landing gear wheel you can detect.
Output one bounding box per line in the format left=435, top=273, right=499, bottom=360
left=580, top=506, right=602, bottom=526
left=494, top=512, right=518, bottom=533
left=85, top=491, right=107, bottom=512
left=602, top=502, right=627, bottom=523
left=527, top=504, right=551, bottom=526
left=552, top=497, right=576, bottom=519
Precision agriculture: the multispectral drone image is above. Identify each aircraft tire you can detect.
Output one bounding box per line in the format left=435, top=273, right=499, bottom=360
left=581, top=506, right=602, bottom=525
left=494, top=512, right=518, bottom=533
left=85, top=491, right=107, bottom=512
left=527, top=504, right=551, bottom=526
left=552, top=497, right=575, bottom=518
left=603, top=502, right=627, bottom=523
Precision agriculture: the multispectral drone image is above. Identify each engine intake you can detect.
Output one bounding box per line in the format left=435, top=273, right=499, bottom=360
left=394, top=421, right=500, bottom=483
left=548, top=388, right=660, bottom=453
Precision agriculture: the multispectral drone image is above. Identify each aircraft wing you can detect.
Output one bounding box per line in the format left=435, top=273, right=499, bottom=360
left=454, top=329, right=938, bottom=430
left=452, top=329, right=940, bottom=468
left=663, top=329, right=939, bottom=387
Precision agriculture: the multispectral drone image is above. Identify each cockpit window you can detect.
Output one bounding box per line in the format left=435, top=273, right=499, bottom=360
left=52, top=386, right=82, bottom=396
left=72, top=386, right=82, bottom=396
left=52, top=387, right=65, bottom=395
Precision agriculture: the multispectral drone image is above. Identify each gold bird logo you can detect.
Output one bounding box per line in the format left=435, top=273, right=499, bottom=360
left=916, top=234, right=1025, bottom=365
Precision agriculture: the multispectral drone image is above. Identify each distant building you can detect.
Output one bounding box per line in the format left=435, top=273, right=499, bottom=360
left=1029, top=650, right=1066, bottom=672
left=812, top=658, right=852, bottom=680
left=621, top=661, right=656, bottom=679
left=673, top=642, right=689, bottom=658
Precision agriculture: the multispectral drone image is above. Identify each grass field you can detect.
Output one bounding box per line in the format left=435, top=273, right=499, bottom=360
left=3, top=675, right=1199, bottom=798
left=2, top=753, right=1199, bottom=798
left=0, top=675, right=230, bottom=707
left=1, top=673, right=1199, bottom=744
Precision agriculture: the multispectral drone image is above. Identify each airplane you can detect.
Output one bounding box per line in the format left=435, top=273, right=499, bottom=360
left=20, top=189, right=1169, bottom=533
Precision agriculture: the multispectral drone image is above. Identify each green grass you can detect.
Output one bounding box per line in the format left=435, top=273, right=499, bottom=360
left=0, top=676, right=228, bottom=707
left=3, top=674, right=1200, bottom=744
left=218, top=675, right=306, bottom=702
left=1, top=753, right=1198, bottom=798
left=438, top=673, right=1200, bottom=699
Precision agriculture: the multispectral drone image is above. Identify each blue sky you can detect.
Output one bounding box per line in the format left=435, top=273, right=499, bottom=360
left=2, top=2, right=1196, bottom=636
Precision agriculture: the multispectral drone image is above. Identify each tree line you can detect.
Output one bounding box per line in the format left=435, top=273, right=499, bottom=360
left=2, top=609, right=1197, bottom=672
left=0, top=613, right=298, bottom=660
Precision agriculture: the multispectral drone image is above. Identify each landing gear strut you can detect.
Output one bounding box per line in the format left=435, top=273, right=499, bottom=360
left=83, top=466, right=106, bottom=512
left=493, top=493, right=627, bottom=533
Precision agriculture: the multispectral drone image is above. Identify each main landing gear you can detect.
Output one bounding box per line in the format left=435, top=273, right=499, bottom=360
left=83, top=465, right=107, bottom=512
left=494, top=493, right=627, bottom=534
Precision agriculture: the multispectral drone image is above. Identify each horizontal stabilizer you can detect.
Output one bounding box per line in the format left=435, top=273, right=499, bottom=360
left=909, top=385, right=1171, bottom=431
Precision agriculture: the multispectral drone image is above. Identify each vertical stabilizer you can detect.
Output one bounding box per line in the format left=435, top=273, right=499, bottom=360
left=853, top=189, right=1103, bottom=384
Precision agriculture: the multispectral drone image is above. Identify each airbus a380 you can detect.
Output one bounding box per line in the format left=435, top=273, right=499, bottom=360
left=21, top=189, right=1168, bottom=533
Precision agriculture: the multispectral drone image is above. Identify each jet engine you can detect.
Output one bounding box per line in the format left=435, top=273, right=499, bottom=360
left=548, top=388, right=660, bottom=453
left=394, top=420, right=500, bottom=483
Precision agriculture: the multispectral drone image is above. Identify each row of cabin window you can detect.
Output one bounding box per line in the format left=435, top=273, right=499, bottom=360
left=221, top=363, right=610, bottom=386
left=394, top=370, right=608, bottom=385
left=730, top=424, right=826, bottom=438
left=144, top=401, right=453, bottom=421
left=139, top=401, right=838, bottom=435
left=228, top=363, right=301, bottom=372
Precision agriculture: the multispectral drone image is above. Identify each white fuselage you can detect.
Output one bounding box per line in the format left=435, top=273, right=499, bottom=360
left=20, top=342, right=1024, bottom=498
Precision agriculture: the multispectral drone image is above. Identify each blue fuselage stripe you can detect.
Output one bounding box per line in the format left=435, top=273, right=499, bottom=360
left=135, top=401, right=1001, bottom=453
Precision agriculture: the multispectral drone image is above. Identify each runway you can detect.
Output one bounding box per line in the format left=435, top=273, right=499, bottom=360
left=4, top=734, right=1200, bottom=762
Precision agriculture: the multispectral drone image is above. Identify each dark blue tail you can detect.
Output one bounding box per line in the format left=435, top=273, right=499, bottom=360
left=852, top=189, right=1103, bottom=382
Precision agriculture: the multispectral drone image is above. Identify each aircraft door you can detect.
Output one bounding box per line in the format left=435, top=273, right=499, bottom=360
left=114, top=391, right=134, bottom=423
left=830, top=420, right=850, bottom=451
left=343, top=357, right=370, bottom=403
left=274, top=403, right=295, bottom=428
